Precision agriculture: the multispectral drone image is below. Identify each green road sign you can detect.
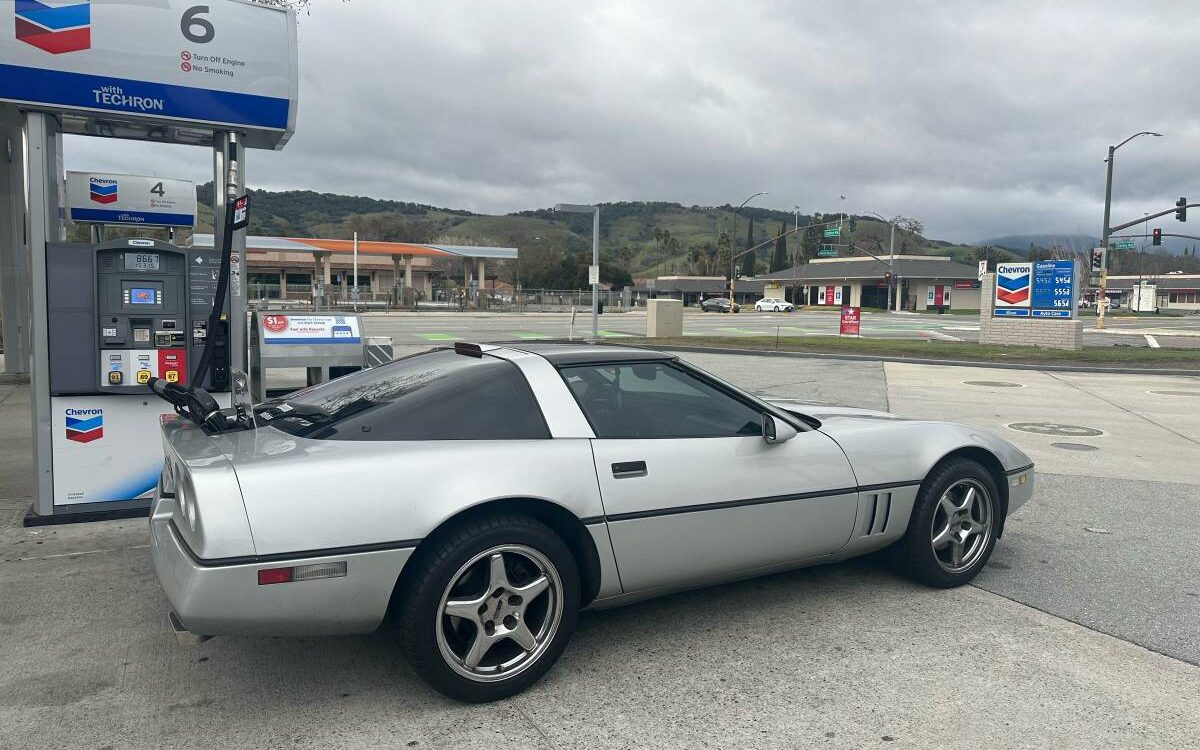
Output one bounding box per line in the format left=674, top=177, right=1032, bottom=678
left=823, top=227, right=841, bottom=238
left=817, top=246, right=838, bottom=257
left=1112, top=239, right=1136, bottom=250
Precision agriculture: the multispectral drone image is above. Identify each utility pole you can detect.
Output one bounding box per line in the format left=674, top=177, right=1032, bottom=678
left=728, top=190, right=767, bottom=308
left=1098, top=131, right=1162, bottom=329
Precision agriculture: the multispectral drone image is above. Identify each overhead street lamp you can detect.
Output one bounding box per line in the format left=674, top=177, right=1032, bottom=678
left=1098, top=131, right=1162, bottom=329
left=863, top=210, right=898, bottom=312
left=729, top=190, right=767, bottom=307
left=555, top=202, right=600, bottom=340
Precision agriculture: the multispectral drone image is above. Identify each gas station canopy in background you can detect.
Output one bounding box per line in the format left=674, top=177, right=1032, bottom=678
left=0, top=0, right=298, bottom=149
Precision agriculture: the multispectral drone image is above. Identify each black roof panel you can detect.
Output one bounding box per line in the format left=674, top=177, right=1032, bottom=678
left=505, top=342, right=676, bottom=366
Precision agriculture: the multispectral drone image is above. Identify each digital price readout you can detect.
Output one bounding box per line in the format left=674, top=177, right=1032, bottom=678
left=1030, top=260, right=1076, bottom=318
left=124, top=252, right=160, bottom=271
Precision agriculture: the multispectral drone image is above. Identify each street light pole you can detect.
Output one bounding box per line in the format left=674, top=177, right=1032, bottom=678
left=729, top=190, right=767, bottom=308
left=591, top=206, right=599, bottom=339
left=554, top=202, right=601, bottom=339
left=863, top=210, right=899, bottom=312
left=1098, top=130, right=1162, bottom=329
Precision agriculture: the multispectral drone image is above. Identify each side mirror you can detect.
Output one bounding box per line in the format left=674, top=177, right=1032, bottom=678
left=762, top=413, right=798, bottom=444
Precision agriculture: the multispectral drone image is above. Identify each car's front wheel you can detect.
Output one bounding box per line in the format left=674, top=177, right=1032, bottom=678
left=890, top=458, right=999, bottom=588
left=396, top=513, right=580, bottom=702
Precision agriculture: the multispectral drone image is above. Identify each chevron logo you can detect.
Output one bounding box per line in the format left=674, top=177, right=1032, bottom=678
left=995, top=263, right=1031, bottom=306
left=89, top=177, right=117, bottom=204
left=15, top=0, right=91, bottom=55
left=64, top=408, right=103, bottom=444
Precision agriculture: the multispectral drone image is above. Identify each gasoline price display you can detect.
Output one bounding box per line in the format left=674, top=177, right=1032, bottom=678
left=1030, top=260, right=1076, bottom=318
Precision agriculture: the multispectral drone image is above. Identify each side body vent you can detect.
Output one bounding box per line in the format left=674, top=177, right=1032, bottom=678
left=860, top=492, right=892, bottom=536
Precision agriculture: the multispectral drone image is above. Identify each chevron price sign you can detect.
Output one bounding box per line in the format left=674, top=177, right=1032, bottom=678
left=993, top=261, right=1076, bottom=319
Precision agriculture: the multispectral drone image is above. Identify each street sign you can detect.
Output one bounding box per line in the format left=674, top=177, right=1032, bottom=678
left=588, top=265, right=600, bottom=285
left=817, top=246, right=838, bottom=257
left=977, top=260, right=987, bottom=280
left=823, top=227, right=841, bottom=238
left=1112, top=239, right=1136, bottom=250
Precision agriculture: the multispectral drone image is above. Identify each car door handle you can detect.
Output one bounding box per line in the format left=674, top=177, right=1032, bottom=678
left=611, top=461, right=647, bottom=478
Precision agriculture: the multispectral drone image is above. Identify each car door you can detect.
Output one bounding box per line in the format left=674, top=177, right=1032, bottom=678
left=560, top=361, right=860, bottom=594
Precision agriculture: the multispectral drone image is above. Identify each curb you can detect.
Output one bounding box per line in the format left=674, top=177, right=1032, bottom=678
left=630, top=343, right=1200, bottom=377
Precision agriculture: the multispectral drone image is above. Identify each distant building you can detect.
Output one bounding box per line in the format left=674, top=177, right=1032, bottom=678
left=1103, top=274, right=1200, bottom=311
left=632, top=256, right=983, bottom=311
left=191, top=234, right=516, bottom=305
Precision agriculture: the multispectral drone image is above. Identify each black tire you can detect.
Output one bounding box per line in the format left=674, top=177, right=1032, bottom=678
left=890, top=458, right=1000, bottom=588
left=396, top=513, right=580, bottom=702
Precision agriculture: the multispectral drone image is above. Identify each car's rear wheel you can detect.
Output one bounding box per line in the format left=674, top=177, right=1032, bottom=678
left=890, top=458, right=999, bottom=588
left=396, top=513, right=580, bottom=702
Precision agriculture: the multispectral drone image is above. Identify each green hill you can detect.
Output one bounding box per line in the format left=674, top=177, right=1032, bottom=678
left=194, top=182, right=1010, bottom=288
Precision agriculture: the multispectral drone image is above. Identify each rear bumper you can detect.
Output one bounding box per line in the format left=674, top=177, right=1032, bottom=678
left=150, top=510, right=414, bottom=638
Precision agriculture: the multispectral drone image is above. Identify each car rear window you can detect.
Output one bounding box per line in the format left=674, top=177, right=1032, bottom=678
left=259, top=349, right=550, bottom=441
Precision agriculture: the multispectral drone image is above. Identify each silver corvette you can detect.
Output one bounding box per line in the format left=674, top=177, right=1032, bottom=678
left=150, top=342, right=1034, bottom=702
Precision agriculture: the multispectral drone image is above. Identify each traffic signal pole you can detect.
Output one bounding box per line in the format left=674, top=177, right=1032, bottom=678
left=1098, top=145, right=1115, bottom=330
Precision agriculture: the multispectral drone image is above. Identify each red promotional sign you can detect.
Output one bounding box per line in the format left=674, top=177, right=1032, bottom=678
left=839, top=306, right=861, bottom=336
left=263, top=314, right=289, bottom=333
left=825, top=285, right=835, bottom=306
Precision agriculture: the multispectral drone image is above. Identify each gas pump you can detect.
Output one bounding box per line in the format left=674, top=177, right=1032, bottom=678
left=40, top=237, right=229, bottom=513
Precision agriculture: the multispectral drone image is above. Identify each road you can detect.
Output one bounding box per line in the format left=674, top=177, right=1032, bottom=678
left=1, top=351, right=1198, bottom=749
left=355, top=309, right=1200, bottom=349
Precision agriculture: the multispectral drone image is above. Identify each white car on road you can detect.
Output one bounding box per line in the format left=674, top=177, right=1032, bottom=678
left=755, top=297, right=794, bottom=312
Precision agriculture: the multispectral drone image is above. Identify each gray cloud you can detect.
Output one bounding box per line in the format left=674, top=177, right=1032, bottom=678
left=64, top=0, right=1200, bottom=242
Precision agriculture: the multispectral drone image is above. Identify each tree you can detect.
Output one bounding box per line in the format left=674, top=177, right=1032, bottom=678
left=891, top=215, right=925, bottom=254
left=741, top=217, right=756, bottom=277
left=348, top=212, right=435, bottom=243
left=769, top=223, right=788, bottom=273
left=717, top=231, right=732, bottom=277
left=800, top=212, right=823, bottom=263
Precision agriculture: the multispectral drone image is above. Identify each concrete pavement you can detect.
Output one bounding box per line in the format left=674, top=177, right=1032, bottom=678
left=1, top=352, right=1198, bottom=749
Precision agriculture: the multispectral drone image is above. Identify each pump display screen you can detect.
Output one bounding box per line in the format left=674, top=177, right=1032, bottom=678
left=129, top=288, right=156, bottom=305
left=124, top=253, right=160, bottom=271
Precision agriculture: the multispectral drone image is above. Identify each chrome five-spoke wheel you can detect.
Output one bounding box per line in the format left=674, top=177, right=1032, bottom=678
left=436, top=544, right=563, bottom=683
left=892, top=458, right=1000, bottom=587
left=930, top=478, right=992, bottom=573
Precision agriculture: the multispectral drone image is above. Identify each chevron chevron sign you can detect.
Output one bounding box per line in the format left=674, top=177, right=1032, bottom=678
left=14, top=0, right=90, bottom=55
left=994, top=263, right=1032, bottom=308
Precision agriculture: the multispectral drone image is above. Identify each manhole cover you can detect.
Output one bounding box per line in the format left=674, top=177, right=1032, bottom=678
left=1148, top=390, right=1200, bottom=398
left=1007, top=422, right=1104, bottom=437
left=963, top=381, right=1023, bottom=388
left=1051, top=442, right=1099, bottom=452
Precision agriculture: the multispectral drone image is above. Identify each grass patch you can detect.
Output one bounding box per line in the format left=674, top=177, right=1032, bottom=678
left=643, top=336, right=1200, bottom=369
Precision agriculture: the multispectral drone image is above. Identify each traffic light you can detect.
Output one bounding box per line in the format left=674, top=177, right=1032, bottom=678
left=1177, top=197, right=1187, bottom=222
left=1153, top=228, right=1163, bottom=245
left=1090, top=246, right=1106, bottom=272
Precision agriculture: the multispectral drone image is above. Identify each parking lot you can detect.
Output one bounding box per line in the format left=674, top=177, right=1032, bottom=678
left=1, top=348, right=1198, bottom=749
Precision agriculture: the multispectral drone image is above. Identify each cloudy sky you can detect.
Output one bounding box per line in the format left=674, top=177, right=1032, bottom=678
left=64, top=0, right=1200, bottom=243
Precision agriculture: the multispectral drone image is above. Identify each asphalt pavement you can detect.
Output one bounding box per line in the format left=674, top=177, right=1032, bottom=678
left=354, top=308, right=1200, bottom=349
left=1, top=351, right=1198, bottom=749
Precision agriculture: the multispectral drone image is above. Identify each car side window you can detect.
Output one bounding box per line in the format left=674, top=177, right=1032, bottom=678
left=560, top=362, right=763, bottom=439
left=264, top=350, right=550, bottom=441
